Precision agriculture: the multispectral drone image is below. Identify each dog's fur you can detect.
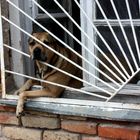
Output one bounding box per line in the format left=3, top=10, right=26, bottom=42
left=15, top=32, right=82, bottom=117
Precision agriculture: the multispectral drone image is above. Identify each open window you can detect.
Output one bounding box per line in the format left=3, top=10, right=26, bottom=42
left=1, top=0, right=140, bottom=121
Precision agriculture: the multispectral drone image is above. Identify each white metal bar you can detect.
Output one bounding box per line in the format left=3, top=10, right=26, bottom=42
left=5, top=70, right=108, bottom=99
left=4, top=44, right=113, bottom=93
left=2, top=16, right=117, bottom=92
left=2, top=0, right=140, bottom=103
left=0, top=3, right=6, bottom=98
left=95, top=0, right=134, bottom=76
left=106, top=68, right=140, bottom=102
left=42, top=62, right=104, bottom=90
left=54, top=0, right=129, bottom=81
left=110, top=0, right=139, bottom=70
left=53, top=0, right=127, bottom=83
left=4, top=44, right=30, bottom=58
left=74, top=0, right=126, bottom=83
left=30, top=0, right=122, bottom=86
left=5, top=1, right=120, bottom=89
left=125, top=0, right=140, bottom=64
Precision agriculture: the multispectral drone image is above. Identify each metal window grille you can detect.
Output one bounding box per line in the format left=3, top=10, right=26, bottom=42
left=1, top=0, right=140, bottom=105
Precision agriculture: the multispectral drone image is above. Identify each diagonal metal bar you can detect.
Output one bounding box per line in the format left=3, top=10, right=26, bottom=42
left=7, top=0, right=121, bottom=88
left=5, top=70, right=108, bottom=99
left=54, top=0, right=129, bottom=83
left=2, top=15, right=117, bottom=92
left=95, top=0, right=134, bottom=76
left=2, top=0, right=139, bottom=102
left=74, top=0, right=126, bottom=83
left=106, top=68, right=140, bottom=102
left=110, top=0, right=139, bottom=70
left=4, top=44, right=112, bottom=93
left=31, top=0, right=122, bottom=86
left=125, top=0, right=140, bottom=64
left=54, top=0, right=129, bottom=82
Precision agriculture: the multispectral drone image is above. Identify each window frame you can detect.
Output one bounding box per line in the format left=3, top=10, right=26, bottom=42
left=81, top=0, right=140, bottom=86
left=4, top=0, right=140, bottom=95
left=80, top=0, right=97, bottom=86
left=1, top=0, right=140, bottom=122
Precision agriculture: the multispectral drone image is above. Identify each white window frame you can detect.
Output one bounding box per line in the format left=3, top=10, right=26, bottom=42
left=31, top=0, right=69, bottom=19
left=8, top=0, right=33, bottom=88
left=80, top=0, right=97, bottom=86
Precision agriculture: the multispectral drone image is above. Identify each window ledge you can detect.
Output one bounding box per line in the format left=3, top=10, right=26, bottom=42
left=0, top=98, right=140, bottom=122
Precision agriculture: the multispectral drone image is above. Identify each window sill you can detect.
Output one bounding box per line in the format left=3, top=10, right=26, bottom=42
left=0, top=95, right=140, bottom=122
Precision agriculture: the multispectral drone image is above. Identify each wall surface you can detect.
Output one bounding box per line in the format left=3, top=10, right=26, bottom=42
left=0, top=104, right=139, bottom=140
left=1, top=0, right=16, bottom=94
left=1, top=0, right=10, bottom=71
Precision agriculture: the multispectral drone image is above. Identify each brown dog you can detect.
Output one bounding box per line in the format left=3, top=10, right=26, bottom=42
left=15, top=32, right=82, bottom=117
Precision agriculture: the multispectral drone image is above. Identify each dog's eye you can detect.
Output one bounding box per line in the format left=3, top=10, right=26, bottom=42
left=43, top=40, right=50, bottom=45
left=29, top=41, right=35, bottom=46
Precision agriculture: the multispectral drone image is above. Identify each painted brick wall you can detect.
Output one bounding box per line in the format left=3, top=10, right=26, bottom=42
left=0, top=105, right=140, bottom=140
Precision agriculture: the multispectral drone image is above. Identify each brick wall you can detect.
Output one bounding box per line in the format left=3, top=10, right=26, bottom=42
left=0, top=105, right=140, bottom=140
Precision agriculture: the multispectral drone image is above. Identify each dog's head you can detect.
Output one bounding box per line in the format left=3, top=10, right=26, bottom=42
left=28, top=32, right=56, bottom=62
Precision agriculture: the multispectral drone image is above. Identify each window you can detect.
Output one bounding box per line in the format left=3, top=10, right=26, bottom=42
left=81, top=0, right=140, bottom=95
left=96, top=0, right=140, bottom=83
left=33, top=0, right=81, bottom=50
left=1, top=0, right=140, bottom=121
left=32, top=0, right=73, bottom=44
left=8, top=0, right=81, bottom=88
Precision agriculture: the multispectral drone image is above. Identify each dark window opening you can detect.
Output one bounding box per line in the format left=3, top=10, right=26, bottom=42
left=33, top=0, right=81, bottom=53
left=96, top=0, right=140, bottom=19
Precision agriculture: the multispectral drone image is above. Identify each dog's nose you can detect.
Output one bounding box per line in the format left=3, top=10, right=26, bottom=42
left=33, top=48, right=41, bottom=60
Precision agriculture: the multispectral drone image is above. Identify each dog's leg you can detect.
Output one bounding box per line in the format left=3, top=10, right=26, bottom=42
left=15, top=79, right=40, bottom=95
left=16, top=88, right=62, bottom=117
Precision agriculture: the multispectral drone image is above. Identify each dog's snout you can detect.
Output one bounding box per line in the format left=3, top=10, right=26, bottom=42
left=33, top=48, right=41, bottom=60
left=34, top=48, right=41, bottom=54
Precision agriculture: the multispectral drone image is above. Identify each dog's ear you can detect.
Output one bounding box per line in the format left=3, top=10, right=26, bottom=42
left=47, top=33, right=56, bottom=43
left=28, top=32, right=34, bottom=44
left=28, top=37, right=31, bottom=43
left=28, top=37, right=36, bottom=46
left=28, top=37, right=33, bottom=44
left=28, top=31, right=36, bottom=41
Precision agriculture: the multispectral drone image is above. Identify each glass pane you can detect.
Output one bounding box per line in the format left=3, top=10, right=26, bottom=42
left=96, top=0, right=140, bottom=19
left=97, top=26, right=140, bottom=83
left=37, top=0, right=70, bottom=13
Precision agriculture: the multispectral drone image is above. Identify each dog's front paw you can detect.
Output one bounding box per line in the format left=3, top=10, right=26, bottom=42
left=14, top=89, right=24, bottom=95
left=16, top=104, right=25, bottom=118
left=16, top=98, right=25, bottom=118
left=14, top=90, right=20, bottom=95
